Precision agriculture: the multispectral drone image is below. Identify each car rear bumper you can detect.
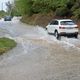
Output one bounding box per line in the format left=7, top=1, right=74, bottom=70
left=4, top=19, right=11, bottom=21
left=59, top=32, right=78, bottom=36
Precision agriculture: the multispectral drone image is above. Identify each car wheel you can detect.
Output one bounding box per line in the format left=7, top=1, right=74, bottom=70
left=74, top=34, right=78, bottom=38
left=45, top=27, right=47, bottom=30
left=54, top=31, right=61, bottom=40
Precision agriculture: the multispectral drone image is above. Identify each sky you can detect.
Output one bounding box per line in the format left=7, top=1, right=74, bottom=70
left=0, top=0, right=13, bottom=11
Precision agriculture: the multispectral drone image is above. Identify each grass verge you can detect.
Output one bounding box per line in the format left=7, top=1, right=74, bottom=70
left=0, top=37, right=17, bottom=55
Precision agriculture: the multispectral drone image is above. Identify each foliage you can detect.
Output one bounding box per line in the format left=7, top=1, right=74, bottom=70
left=73, top=8, right=80, bottom=20
left=55, top=7, right=69, bottom=17
left=14, top=0, right=33, bottom=16
left=0, top=10, right=6, bottom=18
left=6, top=1, right=13, bottom=16
left=14, top=0, right=80, bottom=19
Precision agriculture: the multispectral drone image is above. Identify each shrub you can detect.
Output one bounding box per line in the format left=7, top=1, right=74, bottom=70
left=55, top=7, right=69, bottom=17
left=73, top=8, right=80, bottom=20
left=32, top=0, right=51, bottom=14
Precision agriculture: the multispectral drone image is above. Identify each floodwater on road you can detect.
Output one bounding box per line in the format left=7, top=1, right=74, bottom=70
left=0, top=17, right=80, bottom=80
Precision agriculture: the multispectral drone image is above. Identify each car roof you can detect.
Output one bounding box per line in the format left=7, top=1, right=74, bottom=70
left=53, top=19, right=72, bottom=21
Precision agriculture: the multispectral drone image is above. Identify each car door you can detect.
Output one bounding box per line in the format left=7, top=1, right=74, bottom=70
left=49, top=20, right=58, bottom=33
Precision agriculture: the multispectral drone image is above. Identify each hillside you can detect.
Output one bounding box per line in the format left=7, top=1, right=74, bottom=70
left=14, top=0, right=80, bottom=28
left=21, top=13, right=80, bottom=29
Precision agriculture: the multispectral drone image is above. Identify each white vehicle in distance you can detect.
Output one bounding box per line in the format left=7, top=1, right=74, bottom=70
left=46, top=19, right=79, bottom=39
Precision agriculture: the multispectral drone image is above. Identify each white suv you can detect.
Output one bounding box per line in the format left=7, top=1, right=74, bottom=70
left=46, top=19, right=79, bottom=39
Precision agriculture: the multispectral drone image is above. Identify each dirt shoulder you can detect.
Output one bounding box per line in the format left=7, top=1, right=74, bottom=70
left=21, top=13, right=80, bottom=29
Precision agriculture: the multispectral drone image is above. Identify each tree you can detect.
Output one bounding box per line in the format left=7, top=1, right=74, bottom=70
left=6, top=1, right=12, bottom=15
left=14, top=0, right=80, bottom=19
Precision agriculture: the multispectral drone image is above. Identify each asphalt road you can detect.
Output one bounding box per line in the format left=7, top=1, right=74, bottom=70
left=0, top=17, right=80, bottom=80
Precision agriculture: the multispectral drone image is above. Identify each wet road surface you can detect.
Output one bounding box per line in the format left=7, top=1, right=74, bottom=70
left=0, top=17, right=80, bottom=80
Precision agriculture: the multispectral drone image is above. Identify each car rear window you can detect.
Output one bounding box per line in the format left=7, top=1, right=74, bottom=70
left=60, top=21, right=75, bottom=25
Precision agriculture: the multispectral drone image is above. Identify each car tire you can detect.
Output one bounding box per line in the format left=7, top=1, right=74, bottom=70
left=45, top=27, right=47, bottom=30
left=74, top=34, right=78, bottom=38
left=54, top=31, right=61, bottom=40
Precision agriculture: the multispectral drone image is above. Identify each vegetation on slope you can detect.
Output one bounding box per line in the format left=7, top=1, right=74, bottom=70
left=14, top=0, right=80, bottom=26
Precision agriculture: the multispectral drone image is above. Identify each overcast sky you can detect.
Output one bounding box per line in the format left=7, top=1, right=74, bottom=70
left=0, top=0, right=13, bottom=11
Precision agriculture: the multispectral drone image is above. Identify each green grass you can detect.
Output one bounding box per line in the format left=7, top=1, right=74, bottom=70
left=0, top=37, right=17, bottom=55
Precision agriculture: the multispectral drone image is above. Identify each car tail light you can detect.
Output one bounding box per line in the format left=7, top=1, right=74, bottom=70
left=75, top=26, right=78, bottom=28
left=59, top=26, right=65, bottom=29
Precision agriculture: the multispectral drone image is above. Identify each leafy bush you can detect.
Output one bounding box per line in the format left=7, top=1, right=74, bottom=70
left=32, top=0, right=51, bottom=14
left=14, top=0, right=80, bottom=20
left=0, top=10, right=6, bottom=18
left=55, top=7, right=69, bottom=17
left=73, top=8, right=80, bottom=20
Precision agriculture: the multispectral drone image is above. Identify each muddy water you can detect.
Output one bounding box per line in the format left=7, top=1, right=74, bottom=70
left=0, top=18, right=80, bottom=80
